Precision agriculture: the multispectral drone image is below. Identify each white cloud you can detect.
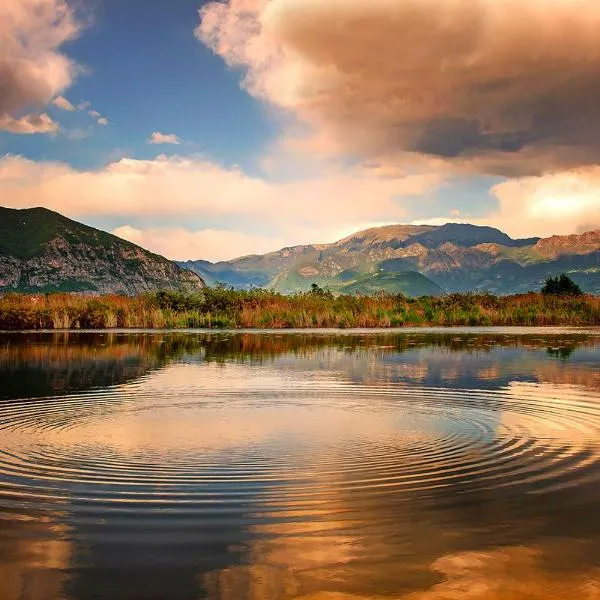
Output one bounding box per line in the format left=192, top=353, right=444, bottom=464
left=52, top=96, right=76, bottom=111
left=486, top=168, right=600, bottom=237
left=113, top=225, right=288, bottom=261
left=0, top=154, right=436, bottom=223
left=148, top=132, right=181, bottom=145
left=0, top=153, right=440, bottom=259
left=419, top=168, right=600, bottom=238
left=0, top=0, right=81, bottom=133
left=0, top=113, right=58, bottom=134
left=88, top=109, right=108, bottom=126
left=63, top=127, right=92, bottom=141
left=5, top=149, right=597, bottom=261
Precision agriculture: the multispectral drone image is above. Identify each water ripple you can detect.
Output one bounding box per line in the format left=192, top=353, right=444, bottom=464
left=1, top=378, right=600, bottom=526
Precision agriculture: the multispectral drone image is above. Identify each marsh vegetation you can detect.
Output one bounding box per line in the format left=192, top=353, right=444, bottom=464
left=0, top=282, right=598, bottom=330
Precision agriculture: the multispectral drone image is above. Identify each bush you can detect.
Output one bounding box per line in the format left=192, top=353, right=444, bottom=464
left=541, top=274, right=584, bottom=297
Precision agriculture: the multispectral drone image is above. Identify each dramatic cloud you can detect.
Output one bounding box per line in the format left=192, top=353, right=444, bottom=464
left=0, top=112, right=58, bottom=134
left=197, top=0, right=600, bottom=175
left=147, top=132, right=181, bottom=145
left=0, top=0, right=81, bottom=133
left=0, top=154, right=439, bottom=259
left=52, top=96, right=75, bottom=111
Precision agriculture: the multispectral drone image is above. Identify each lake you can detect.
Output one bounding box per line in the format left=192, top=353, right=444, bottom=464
left=1, top=328, right=600, bottom=599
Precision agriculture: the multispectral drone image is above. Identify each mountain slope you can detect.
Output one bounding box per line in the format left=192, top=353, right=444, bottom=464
left=180, top=223, right=600, bottom=295
left=0, top=207, right=205, bottom=294
left=178, top=259, right=270, bottom=288
left=339, top=270, right=443, bottom=296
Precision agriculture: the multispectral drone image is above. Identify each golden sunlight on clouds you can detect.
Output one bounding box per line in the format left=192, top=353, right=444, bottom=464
left=2, top=152, right=597, bottom=259
left=0, top=0, right=80, bottom=134
left=0, top=154, right=432, bottom=220
left=198, top=0, right=600, bottom=176
left=0, top=154, right=440, bottom=259
left=112, top=225, right=289, bottom=261
left=488, top=168, right=600, bottom=236
left=416, top=168, right=600, bottom=239
left=0, top=112, right=58, bottom=135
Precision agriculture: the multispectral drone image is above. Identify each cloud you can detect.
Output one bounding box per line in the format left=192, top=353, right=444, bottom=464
left=52, top=96, right=75, bottom=111
left=148, top=132, right=181, bottom=145
left=0, top=153, right=439, bottom=259
left=0, top=113, right=58, bottom=134
left=417, top=167, right=600, bottom=238
left=62, top=126, right=92, bottom=141
left=87, top=109, right=108, bottom=125
left=485, top=168, right=600, bottom=237
left=0, top=0, right=81, bottom=133
left=113, top=225, right=288, bottom=261
left=2, top=152, right=598, bottom=259
left=197, top=0, right=600, bottom=175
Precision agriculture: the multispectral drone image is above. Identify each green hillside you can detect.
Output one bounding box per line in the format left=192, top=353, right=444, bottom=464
left=0, top=207, right=205, bottom=294
left=339, top=270, right=444, bottom=296
left=0, top=207, right=131, bottom=259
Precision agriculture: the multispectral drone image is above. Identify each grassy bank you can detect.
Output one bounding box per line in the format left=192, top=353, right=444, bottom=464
left=0, top=287, right=599, bottom=330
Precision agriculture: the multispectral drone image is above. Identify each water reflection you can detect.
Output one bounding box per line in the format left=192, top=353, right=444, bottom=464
left=0, top=518, right=71, bottom=600
left=0, top=329, right=599, bottom=599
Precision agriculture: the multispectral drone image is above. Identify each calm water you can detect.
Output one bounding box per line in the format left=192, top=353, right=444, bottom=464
left=1, top=329, right=600, bottom=600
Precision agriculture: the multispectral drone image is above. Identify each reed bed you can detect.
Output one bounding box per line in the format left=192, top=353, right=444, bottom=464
left=0, top=288, right=599, bottom=330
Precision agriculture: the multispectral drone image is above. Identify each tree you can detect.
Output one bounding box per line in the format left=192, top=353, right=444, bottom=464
left=541, top=274, right=583, bottom=296
left=308, top=283, right=333, bottom=299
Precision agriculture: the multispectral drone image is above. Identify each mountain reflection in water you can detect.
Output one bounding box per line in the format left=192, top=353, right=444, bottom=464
left=0, top=329, right=599, bottom=600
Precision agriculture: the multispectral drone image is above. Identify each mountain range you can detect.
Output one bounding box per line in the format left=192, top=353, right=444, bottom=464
left=0, top=206, right=598, bottom=296
left=179, top=223, right=600, bottom=296
left=0, top=207, right=204, bottom=294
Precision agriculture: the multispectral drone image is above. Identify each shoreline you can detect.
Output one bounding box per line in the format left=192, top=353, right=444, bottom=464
left=2, top=325, right=600, bottom=335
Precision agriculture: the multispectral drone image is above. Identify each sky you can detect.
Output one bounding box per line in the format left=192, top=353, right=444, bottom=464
left=1, top=0, right=600, bottom=262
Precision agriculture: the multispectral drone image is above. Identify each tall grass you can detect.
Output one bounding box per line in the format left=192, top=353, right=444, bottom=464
left=0, top=288, right=598, bottom=330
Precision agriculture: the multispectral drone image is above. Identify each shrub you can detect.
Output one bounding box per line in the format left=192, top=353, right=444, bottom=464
left=541, top=274, right=584, bottom=296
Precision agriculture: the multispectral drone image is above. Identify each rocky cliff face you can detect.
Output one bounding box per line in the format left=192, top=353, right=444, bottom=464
left=534, top=231, right=600, bottom=259
left=0, top=207, right=204, bottom=294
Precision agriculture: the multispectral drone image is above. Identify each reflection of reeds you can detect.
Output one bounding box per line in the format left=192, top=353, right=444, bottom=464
left=0, top=290, right=599, bottom=330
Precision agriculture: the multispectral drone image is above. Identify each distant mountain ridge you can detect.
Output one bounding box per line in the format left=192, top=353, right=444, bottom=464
left=0, top=207, right=205, bottom=294
left=2, top=207, right=596, bottom=297
left=180, top=223, right=600, bottom=296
